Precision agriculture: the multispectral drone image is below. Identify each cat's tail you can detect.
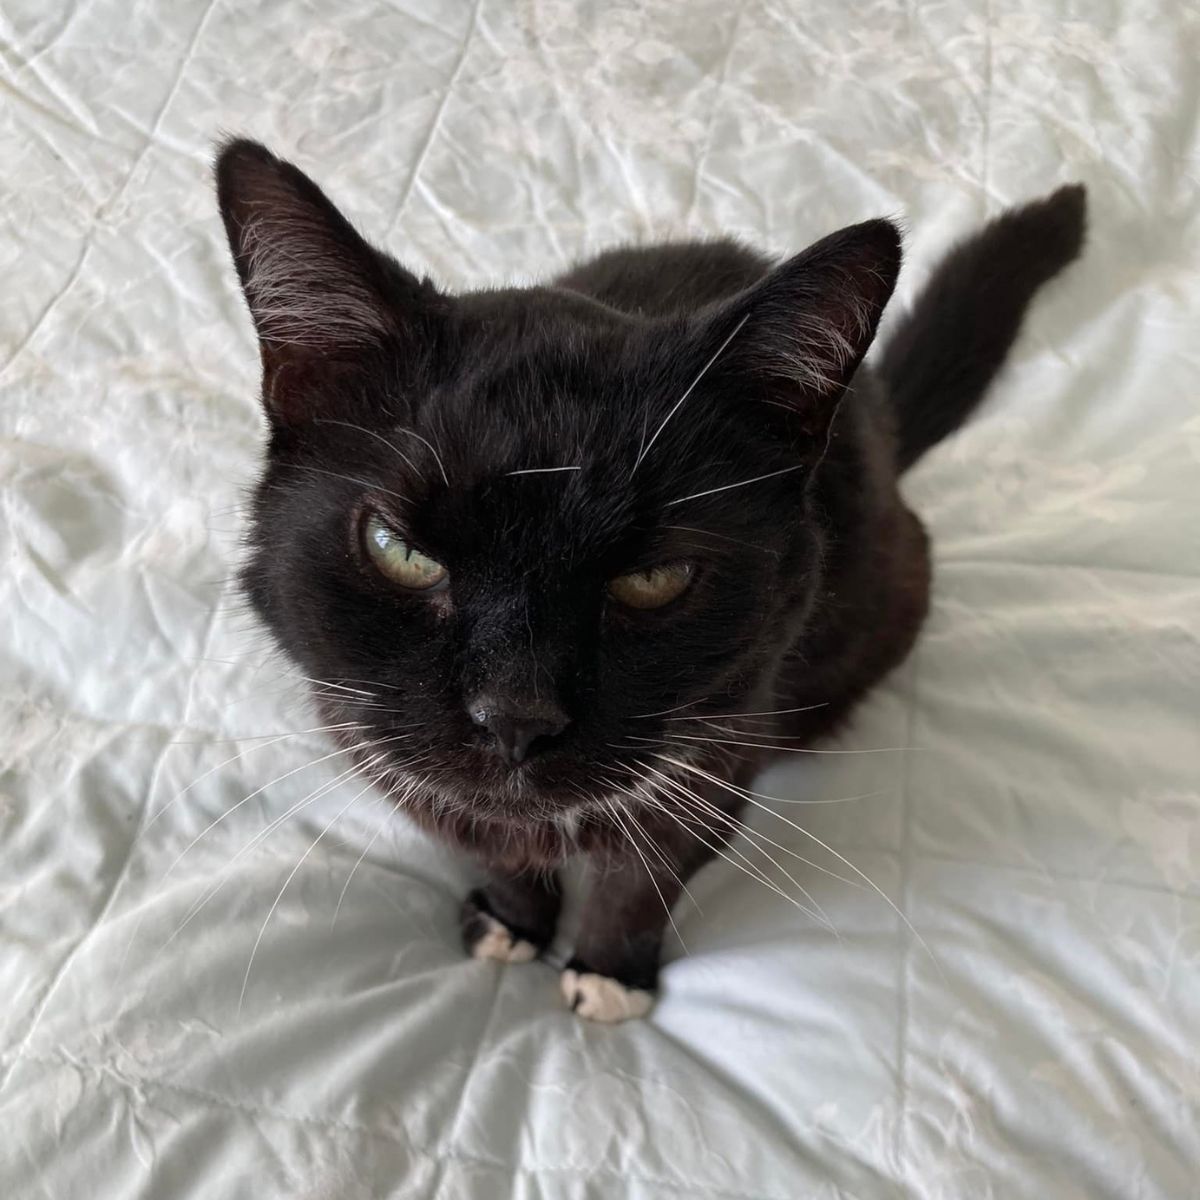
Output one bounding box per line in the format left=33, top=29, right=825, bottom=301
left=877, top=184, right=1087, bottom=472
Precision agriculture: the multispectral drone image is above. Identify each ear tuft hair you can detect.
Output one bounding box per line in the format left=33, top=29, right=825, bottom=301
left=215, top=138, right=401, bottom=353
left=742, top=219, right=901, bottom=399
left=214, top=139, right=445, bottom=426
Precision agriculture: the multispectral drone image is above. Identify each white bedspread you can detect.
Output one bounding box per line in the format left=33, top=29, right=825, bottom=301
left=2, top=2, right=1197, bottom=1196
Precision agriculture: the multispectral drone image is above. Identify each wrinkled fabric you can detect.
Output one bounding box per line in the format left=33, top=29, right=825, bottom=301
left=1, top=2, right=1198, bottom=1197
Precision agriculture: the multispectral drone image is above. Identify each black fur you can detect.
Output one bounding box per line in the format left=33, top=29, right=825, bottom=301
left=215, top=139, right=1086, bottom=1015
left=879, top=185, right=1088, bottom=469
left=460, top=883, right=560, bottom=957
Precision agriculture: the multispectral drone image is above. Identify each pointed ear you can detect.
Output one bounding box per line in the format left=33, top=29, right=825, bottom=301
left=704, top=219, right=901, bottom=438
left=214, top=138, right=439, bottom=424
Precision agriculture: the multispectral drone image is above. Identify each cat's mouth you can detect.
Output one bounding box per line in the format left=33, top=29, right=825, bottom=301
left=445, top=752, right=613, bottom=812
left=369, top=738, right=642, bottom=821
left=321, top=699, right=655, bottom=821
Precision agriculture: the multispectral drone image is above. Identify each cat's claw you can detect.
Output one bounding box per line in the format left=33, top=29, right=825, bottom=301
left=560, top=968, right=654, bottom=1023
left=466, top=910, right=539, bottom=964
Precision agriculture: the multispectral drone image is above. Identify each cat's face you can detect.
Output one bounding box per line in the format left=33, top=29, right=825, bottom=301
left=242, top=299, right=813, bottom=819
left=218, top=141, right=898, bottom=824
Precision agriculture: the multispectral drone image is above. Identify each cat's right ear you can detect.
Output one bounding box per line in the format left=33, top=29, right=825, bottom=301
left=215, top=139, right=440, bottom=426
left=685, top=219, right=901, bottom=447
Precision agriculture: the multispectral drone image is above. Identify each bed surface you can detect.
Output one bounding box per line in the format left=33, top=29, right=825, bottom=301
left=2, top=1, right=1198, bottom=1196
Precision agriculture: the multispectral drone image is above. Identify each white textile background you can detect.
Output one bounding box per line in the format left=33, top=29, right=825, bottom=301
left=1, top=2, right=1197, bottom=1197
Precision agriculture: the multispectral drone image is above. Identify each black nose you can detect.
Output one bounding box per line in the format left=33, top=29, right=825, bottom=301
left=468, top=696, right=569, bottom=764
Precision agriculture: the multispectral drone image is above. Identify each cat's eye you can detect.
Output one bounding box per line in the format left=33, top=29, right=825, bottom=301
left=364, top=513, right=448, bottom=591
left=607, top=562, right=694, bottom=610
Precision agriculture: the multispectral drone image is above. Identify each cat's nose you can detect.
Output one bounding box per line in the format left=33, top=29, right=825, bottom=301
left=467, top=695, right=570, bottom=765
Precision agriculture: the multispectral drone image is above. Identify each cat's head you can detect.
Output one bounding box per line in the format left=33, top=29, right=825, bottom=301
left=216, top=139, right=899, bottom=826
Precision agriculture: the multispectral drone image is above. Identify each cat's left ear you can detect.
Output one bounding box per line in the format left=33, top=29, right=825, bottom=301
left=701, top=219, right=902, bottom=438
left=215, top=138, right=442, bottom=425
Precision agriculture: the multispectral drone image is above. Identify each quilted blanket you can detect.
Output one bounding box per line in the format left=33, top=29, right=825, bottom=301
left=1, top=1, right=1197, bottom=1196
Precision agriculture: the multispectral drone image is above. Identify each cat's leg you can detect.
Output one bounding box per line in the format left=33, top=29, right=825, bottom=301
left=562, top=807, right=733, bottom=1022
left=460, top=868, right=561, bottom=964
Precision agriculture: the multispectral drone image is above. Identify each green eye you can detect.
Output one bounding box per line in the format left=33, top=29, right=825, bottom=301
left=607, top=562, right=694, bottom=610
left=364, top=514, right=448, bottom=591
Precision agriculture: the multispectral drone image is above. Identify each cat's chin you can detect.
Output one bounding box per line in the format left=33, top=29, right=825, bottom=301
left=389, top=754, right=611, bottom=824
left=478, top=769, right=599, bottom=820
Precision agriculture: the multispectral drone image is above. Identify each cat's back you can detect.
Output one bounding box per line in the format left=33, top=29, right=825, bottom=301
left=553, top=239, right=771, bottom=318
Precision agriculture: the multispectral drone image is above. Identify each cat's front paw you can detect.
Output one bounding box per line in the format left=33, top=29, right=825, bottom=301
left=460, top=891, right=540, bottom=964
left=560, top=966, right=654, bottom=1023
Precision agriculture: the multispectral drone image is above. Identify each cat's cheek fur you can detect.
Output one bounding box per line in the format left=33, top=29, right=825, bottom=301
left=560, top=968, right=655, bottom=1023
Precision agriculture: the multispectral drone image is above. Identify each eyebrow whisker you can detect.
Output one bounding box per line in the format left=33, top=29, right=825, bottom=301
left=505, top=465, right=583, bottom=476
left=314, top=418, right=424, bottom=479
left=633, top=313, right=749, bottom=476
left=666, top=464, right=804, bottom=507
left=285, top=464, right=410, bottom=503
left=392, top=426, right=450, bottom=487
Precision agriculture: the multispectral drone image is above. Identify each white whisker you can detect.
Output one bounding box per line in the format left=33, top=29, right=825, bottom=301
left=287, top=463, right=410, bottom=503
left=645, top=760, right=857, bottom=884
left=238, top=762, right=385, bottom=1013
left=158, top=733, right=417, bottom=950
left=505, top=465, right=582, bottom=476
left=657, top=753, right=942, bottom=976
left=318, top=676, right=418, bottom=695
left=666, top=464, right=804, bottom=507
left=602, top=795, right=688, bottom=953
left=642, top=763, right=842, bottom=933
left=159, top=759, right=364, bottom=953
left=614, top=779, right=702, bottom=916
left=297, top=676, right=376, bottom=697
left=163, top=740, right=368, bottom=878
left=629, top=697, right=709, bottom=720
left=143, top=722, right=365, bottom=835
left=646, top=789, right=825, bottom=927
left=331, top=809, right=391, bottom=929
left=660, top=702, right=829, bottom=722
left=636, top=732, right=902, bottom=756
left=633, top=313, right=749, bottom=474
left=314, top=419, right=424, bottom=479
left=661, top=524, right=779, bottom=557
left=390, top=425, right=450, bottom=487
left=170, top=721, right=368, bottom=745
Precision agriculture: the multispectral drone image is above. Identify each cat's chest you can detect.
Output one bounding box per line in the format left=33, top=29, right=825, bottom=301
left=405, top=794, right=649, bottom=871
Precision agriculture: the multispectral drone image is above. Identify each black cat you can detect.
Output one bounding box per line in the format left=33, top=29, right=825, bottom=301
left=216, top=140, right=1085, bottom=1021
